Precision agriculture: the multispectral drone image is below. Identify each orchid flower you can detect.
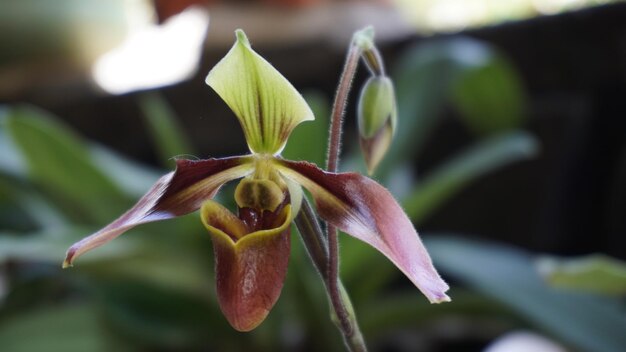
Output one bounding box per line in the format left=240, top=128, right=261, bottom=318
left=63, top=30, right=449, bottom=332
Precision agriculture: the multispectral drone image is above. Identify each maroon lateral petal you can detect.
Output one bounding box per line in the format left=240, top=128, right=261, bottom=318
left=279, top=160, right=450, bottom=303
left=63, top=156, right=253, bottom=267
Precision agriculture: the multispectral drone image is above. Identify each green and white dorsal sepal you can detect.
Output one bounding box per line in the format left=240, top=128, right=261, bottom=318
left=206, top=29, right=315, bottom=155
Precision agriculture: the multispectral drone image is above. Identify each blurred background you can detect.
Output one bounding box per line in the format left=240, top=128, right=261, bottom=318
left=1, top=0, right=625, bottom=351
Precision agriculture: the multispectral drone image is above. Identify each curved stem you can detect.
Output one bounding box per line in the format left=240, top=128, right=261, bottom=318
left=295, top=199, right=367, bottom=352
left=326, top=44, right=361, bottom=173
left=323, top=41, right=367, bottom=351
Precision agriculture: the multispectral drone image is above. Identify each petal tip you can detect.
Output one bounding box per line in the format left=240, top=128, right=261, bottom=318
left=235, top=29, right=250, bottom=46
left=423, top=277, right=451, bottom=304
left=429, top=293, right=452, bottom=304
left=62, top=247, right=77, bottom=268
left=230, top=316, right=266, bottom=332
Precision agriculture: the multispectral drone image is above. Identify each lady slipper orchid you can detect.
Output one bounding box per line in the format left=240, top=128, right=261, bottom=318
left=63, top=30, right=449, bottom=332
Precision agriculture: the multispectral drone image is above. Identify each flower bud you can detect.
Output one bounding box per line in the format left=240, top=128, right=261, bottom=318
left=357, top=75, right=397, bottom=175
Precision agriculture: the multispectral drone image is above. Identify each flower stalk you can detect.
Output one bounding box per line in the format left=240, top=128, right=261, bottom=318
left=320, top=28, right=371, bottom=351
left=294, top=28, right=388, bottom=350
left=326, top=40, right=361, bottom=173
left=295, top=199, right=367, bottom=352
left=294, top=198, right=328, bottom=280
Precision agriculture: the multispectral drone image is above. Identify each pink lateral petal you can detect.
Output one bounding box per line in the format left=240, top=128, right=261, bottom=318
left=278, top=160, right=450, bottom=303
left=63, top=156, right=253, bottom=267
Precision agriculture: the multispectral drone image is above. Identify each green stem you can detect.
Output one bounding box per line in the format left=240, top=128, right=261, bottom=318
left=294, top=198, right=328, bottom=279
left=295, top=199, right=367, bottom=352
left=361, top=46, right=385, bottom=77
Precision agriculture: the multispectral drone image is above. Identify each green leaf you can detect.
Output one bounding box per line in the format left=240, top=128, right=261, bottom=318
left=0, top=304, right=108, bottom=352
left=452, top=55, right=525, bottom=135
left=0, top=177, right=67, bottom=230
left=0, top=188, right=36, bottom=232
left=427, top=236, right=626, bottom=352
left=380, top=40, right=462, bottom=174
left=339, top=234, right=396, bottom=302
left=4, top=105, right=129, bottom=222
left=206, top=29, right=314, bottom=154
left=360, top=290, right=517, bottom=339
left=0, top=229, right=136, bottom=263
left=537, top=255, right=626, bottom=296
left=86, top=252, right=212, bottom=296
left=0, top=123, right=26, bottom=178
left=138, top=92, right=194, bottom=166
left=89, top=144, right=161, bottom=198
left=97, top=279, right=229, bottom=350
left=281, top=91, right=329, bottom=167
left=403, top=131, right=539, bottom=223
left=378, top=37, right=526, bottom=177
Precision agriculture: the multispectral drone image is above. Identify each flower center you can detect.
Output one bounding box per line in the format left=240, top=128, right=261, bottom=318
left=234, top=156, right=287, bottom=212
left=235, top=177, right=285, bottom=212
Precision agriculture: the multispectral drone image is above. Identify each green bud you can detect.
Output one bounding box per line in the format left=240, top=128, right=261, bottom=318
left=357, top=76, right=397, bottom=175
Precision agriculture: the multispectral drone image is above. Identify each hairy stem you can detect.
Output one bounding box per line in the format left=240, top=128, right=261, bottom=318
left=295, top=199, right=367, bottom=352
left=327, top=222, right=352, bottom=337
left=326, top=44, right=361, bottom=173
left=323, top=40, right=367, bottom=351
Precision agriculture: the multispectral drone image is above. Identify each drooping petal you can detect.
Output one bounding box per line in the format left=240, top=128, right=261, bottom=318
left=205, top=29, right=314, bottom=155
left=277, top=160, right=450, bottom=303
left=201, top=201, right=292, bottom=331
left=63, top=156, right=254, bottom=267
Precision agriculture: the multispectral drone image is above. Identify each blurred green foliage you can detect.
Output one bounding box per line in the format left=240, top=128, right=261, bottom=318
left=537, top=254, right=626, bottom=296
left=0, top=37, right=624, bottom=352
left=138, top=93, right=195, bottom=166
left=0, top=0, right=127, bottom=64
left=428, top=237, right=626, bottom=352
